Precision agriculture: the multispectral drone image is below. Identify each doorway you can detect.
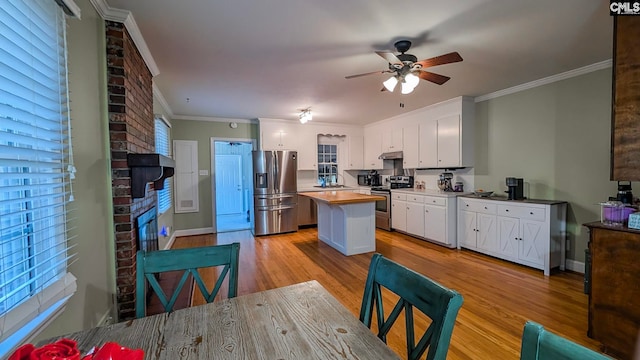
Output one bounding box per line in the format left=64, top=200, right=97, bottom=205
left=211, top=138, right=255, bottom=233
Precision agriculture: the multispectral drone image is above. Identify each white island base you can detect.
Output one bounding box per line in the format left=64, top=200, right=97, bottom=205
left=316, top=201, right=376, bottom=256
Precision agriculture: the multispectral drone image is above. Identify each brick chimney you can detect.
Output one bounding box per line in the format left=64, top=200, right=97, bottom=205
left=106, top=21, right=155, bottom=320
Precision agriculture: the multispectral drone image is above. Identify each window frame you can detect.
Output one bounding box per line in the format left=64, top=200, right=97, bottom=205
left=154, top=115, right=172, bottom=214
left=0, top=0, right=79, bottom=356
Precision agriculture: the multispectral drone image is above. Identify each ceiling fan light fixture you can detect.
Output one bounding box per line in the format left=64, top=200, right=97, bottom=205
left=400, top=73, right=420, bottom=94
left=383, top=76, right=399, bottom=92
left=299, top=109, right=312, bottom=124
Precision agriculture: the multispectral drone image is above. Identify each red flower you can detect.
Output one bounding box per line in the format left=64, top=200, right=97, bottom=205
left=9, top=339, right=80, bottom=360
left=82, top=342, right=143, bottom=360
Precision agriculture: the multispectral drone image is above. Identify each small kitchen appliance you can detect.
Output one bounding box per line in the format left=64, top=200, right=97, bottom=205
left=389, top=175, right=414, bottom=189
left=506, top=177, right=524, bottom=200
left=616, top=181, right=633, bottom=204
left=437, top=172, right=454, bottom=192
left=358, top=170, right=381, bottom=186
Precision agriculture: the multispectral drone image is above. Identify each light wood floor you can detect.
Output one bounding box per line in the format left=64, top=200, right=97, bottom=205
left=172, top=228, right=603, bottom=360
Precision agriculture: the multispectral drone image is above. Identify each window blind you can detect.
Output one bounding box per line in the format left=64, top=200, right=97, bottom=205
left=154, top=117, right=172, bottom=214
left=0, top=0, right=77, bottom=353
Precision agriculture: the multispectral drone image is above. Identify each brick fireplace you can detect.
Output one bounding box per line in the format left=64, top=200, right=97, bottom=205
left=106, top=21, right=155, bottom=320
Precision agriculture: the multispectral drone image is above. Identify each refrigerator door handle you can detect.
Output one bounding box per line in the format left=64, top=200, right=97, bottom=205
left=273, top=152, right=279, bottom=193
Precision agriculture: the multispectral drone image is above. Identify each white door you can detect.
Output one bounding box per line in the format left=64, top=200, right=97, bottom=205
left=424, top=205, right=446, bottom=244
left=476, top=213, right=497, bottom=252
left=519, top=220, right=545, bottom=266
left=215, top=154, right=243, bottom=215
left=406, top=202, right=424, bottom=237
left=459, top=211, right=477, bottom=248
left=497, top=216, right=519, bottom=260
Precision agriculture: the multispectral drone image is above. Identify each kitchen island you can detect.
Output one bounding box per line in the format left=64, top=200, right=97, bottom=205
left=299, top=191, right=385, bottom=255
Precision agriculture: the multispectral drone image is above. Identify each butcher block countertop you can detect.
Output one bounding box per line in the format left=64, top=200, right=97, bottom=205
left=299, top=191, right=385, bottom=205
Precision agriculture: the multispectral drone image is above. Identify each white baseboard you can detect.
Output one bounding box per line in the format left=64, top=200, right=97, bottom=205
left=97, top=308, right=115, bottom=326
left=173, top=227, right=214, bottom=237
left=163, top=232, right=177, bottom=250
left=565, top=259, right=585, bottom=274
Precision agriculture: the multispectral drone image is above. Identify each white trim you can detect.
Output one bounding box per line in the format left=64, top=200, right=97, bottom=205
left=153, top=83, right=174, bottom=118
left=163, top=232, right=178, bottom=250
left=173, top=228, right=215, bottom=237
left=565, top=259, right=585, bottom=274
left=60, top=0, right=81, bottom=18
left=96, top=309, right=114, bottom=326
left=88, top=0, right=160, bottom=76
left=154, top=113, right=172, bottom=128
left=475, top=60, right=612, bottom=102
left=176, top=116, right=257, bottom=124
left=210, top=137, right=257, bottom=234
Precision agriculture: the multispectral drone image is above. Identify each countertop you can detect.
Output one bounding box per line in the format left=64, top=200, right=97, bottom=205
left=459, top=194, right=567, bottom=205
left=298, top=191, right=385, bottom=205
left=297, top=185, right=361, bottom=192
left=391, top=188, right=471, bottom=198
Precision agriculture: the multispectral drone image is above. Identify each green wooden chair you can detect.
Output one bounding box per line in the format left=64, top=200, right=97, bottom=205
left=520, top=321, right=611, bottom=360
left=135, top=243, right=240, bottom=318
left=359, top=253, right=464, bottom=360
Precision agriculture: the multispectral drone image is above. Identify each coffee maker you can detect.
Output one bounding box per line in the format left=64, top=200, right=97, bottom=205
left=506, top=177, right=524, bottom=200
left=617, top=181, right=633, bottom=204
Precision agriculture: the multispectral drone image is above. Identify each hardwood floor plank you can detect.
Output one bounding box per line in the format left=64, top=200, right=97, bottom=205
left=170, top=228, right=602, bottom=359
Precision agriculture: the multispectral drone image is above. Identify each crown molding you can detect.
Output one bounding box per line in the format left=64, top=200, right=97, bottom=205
left=89, top=0, right=160, bottom=76
left=152, top=82, right=174, bottom=118
left=475, top=59, right=612, bottom=103
left=175, top=116, right=258, bottom=124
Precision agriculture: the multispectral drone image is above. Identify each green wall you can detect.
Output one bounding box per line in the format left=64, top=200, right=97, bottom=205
left=172, top=120, right=258, bottom=231
left=474, top=68, right=616, bottom=262
left=36, top=0, right=115, bottom=340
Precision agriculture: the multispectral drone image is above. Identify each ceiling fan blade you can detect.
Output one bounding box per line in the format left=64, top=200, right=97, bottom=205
left=415, top=52, right=463, bottom=68
left=375, top=51, right=403, bottom=65
left=417, top=70, right=451, bottom=85
left=345, top=70, right=391, bottom=79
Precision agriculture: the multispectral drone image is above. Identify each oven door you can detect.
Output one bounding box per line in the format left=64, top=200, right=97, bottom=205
left=371, top=190, right=391, bottom=231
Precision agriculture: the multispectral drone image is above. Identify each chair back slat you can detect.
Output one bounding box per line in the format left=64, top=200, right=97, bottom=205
left=360, top=253, right=463, bottom=360
left=135, top=243, right=240, bottom=318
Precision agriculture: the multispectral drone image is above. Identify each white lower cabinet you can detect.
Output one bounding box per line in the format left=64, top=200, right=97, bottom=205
left=457, top=197, right=567, bottom=276
left=392, top=191, right=457, bottom=248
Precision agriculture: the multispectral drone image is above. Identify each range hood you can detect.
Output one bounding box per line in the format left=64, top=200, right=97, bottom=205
left=378, top=151, right=403, bottom=160
left=127, top=153, right=175, bottom=198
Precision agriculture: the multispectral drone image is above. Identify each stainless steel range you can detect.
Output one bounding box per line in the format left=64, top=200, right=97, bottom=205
left=371, top=176, right=413, bottom=230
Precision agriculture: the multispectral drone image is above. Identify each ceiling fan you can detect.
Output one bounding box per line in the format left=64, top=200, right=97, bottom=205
left=345, top=40, right=463, bottom=94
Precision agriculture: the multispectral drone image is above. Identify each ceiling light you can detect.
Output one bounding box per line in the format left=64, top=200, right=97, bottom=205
left=299, top=109, right=312, bottom=124
left=401, top=73, right=420, bottom=94
left=383, top=76, right=399, bottom=92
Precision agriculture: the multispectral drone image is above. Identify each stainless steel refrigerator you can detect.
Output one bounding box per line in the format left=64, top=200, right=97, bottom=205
left=252, top=150, right=298, bottom=236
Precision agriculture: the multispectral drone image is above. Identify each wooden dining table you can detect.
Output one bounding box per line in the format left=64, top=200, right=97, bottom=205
left=39, top=280, right=401, bottom=359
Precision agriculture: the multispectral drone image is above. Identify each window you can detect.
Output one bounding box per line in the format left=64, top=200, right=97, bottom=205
left=317, top=144, right=338, bottom=185
left=0, top=0, right=78, bottom=354
left=154, top=116, right=172, bottom=214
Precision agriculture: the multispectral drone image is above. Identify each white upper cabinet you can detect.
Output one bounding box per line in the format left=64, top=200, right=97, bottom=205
left=364, top=126, right=383, bottom=169
left=370, top=96, right=474, bottom=169
left=297, top=127, right=317, bottom=170
left=260, top=121, right=297, bottom=150
left=346, top=135, right=364, bottom=170
left=402, top=123, right=419, bottom=169
left=382, top=128, right=403, bottom=152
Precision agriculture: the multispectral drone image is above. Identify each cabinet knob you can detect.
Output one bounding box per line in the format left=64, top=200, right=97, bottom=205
left=530, top=212, right=534, bottom=215
left=514, top=237, right=518, bottom=240
left=484, top=206, right=488, bottom=209
left=466, top=204, right=469, bottom=207
left=520, top=237, right=523, bottom=241
left=505, top=209, right=509, bottom=212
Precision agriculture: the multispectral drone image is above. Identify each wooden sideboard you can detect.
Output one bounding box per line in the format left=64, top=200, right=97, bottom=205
left=584, top=222, right=640, bottom=359
left=611, top=16, right=640, bottom=180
